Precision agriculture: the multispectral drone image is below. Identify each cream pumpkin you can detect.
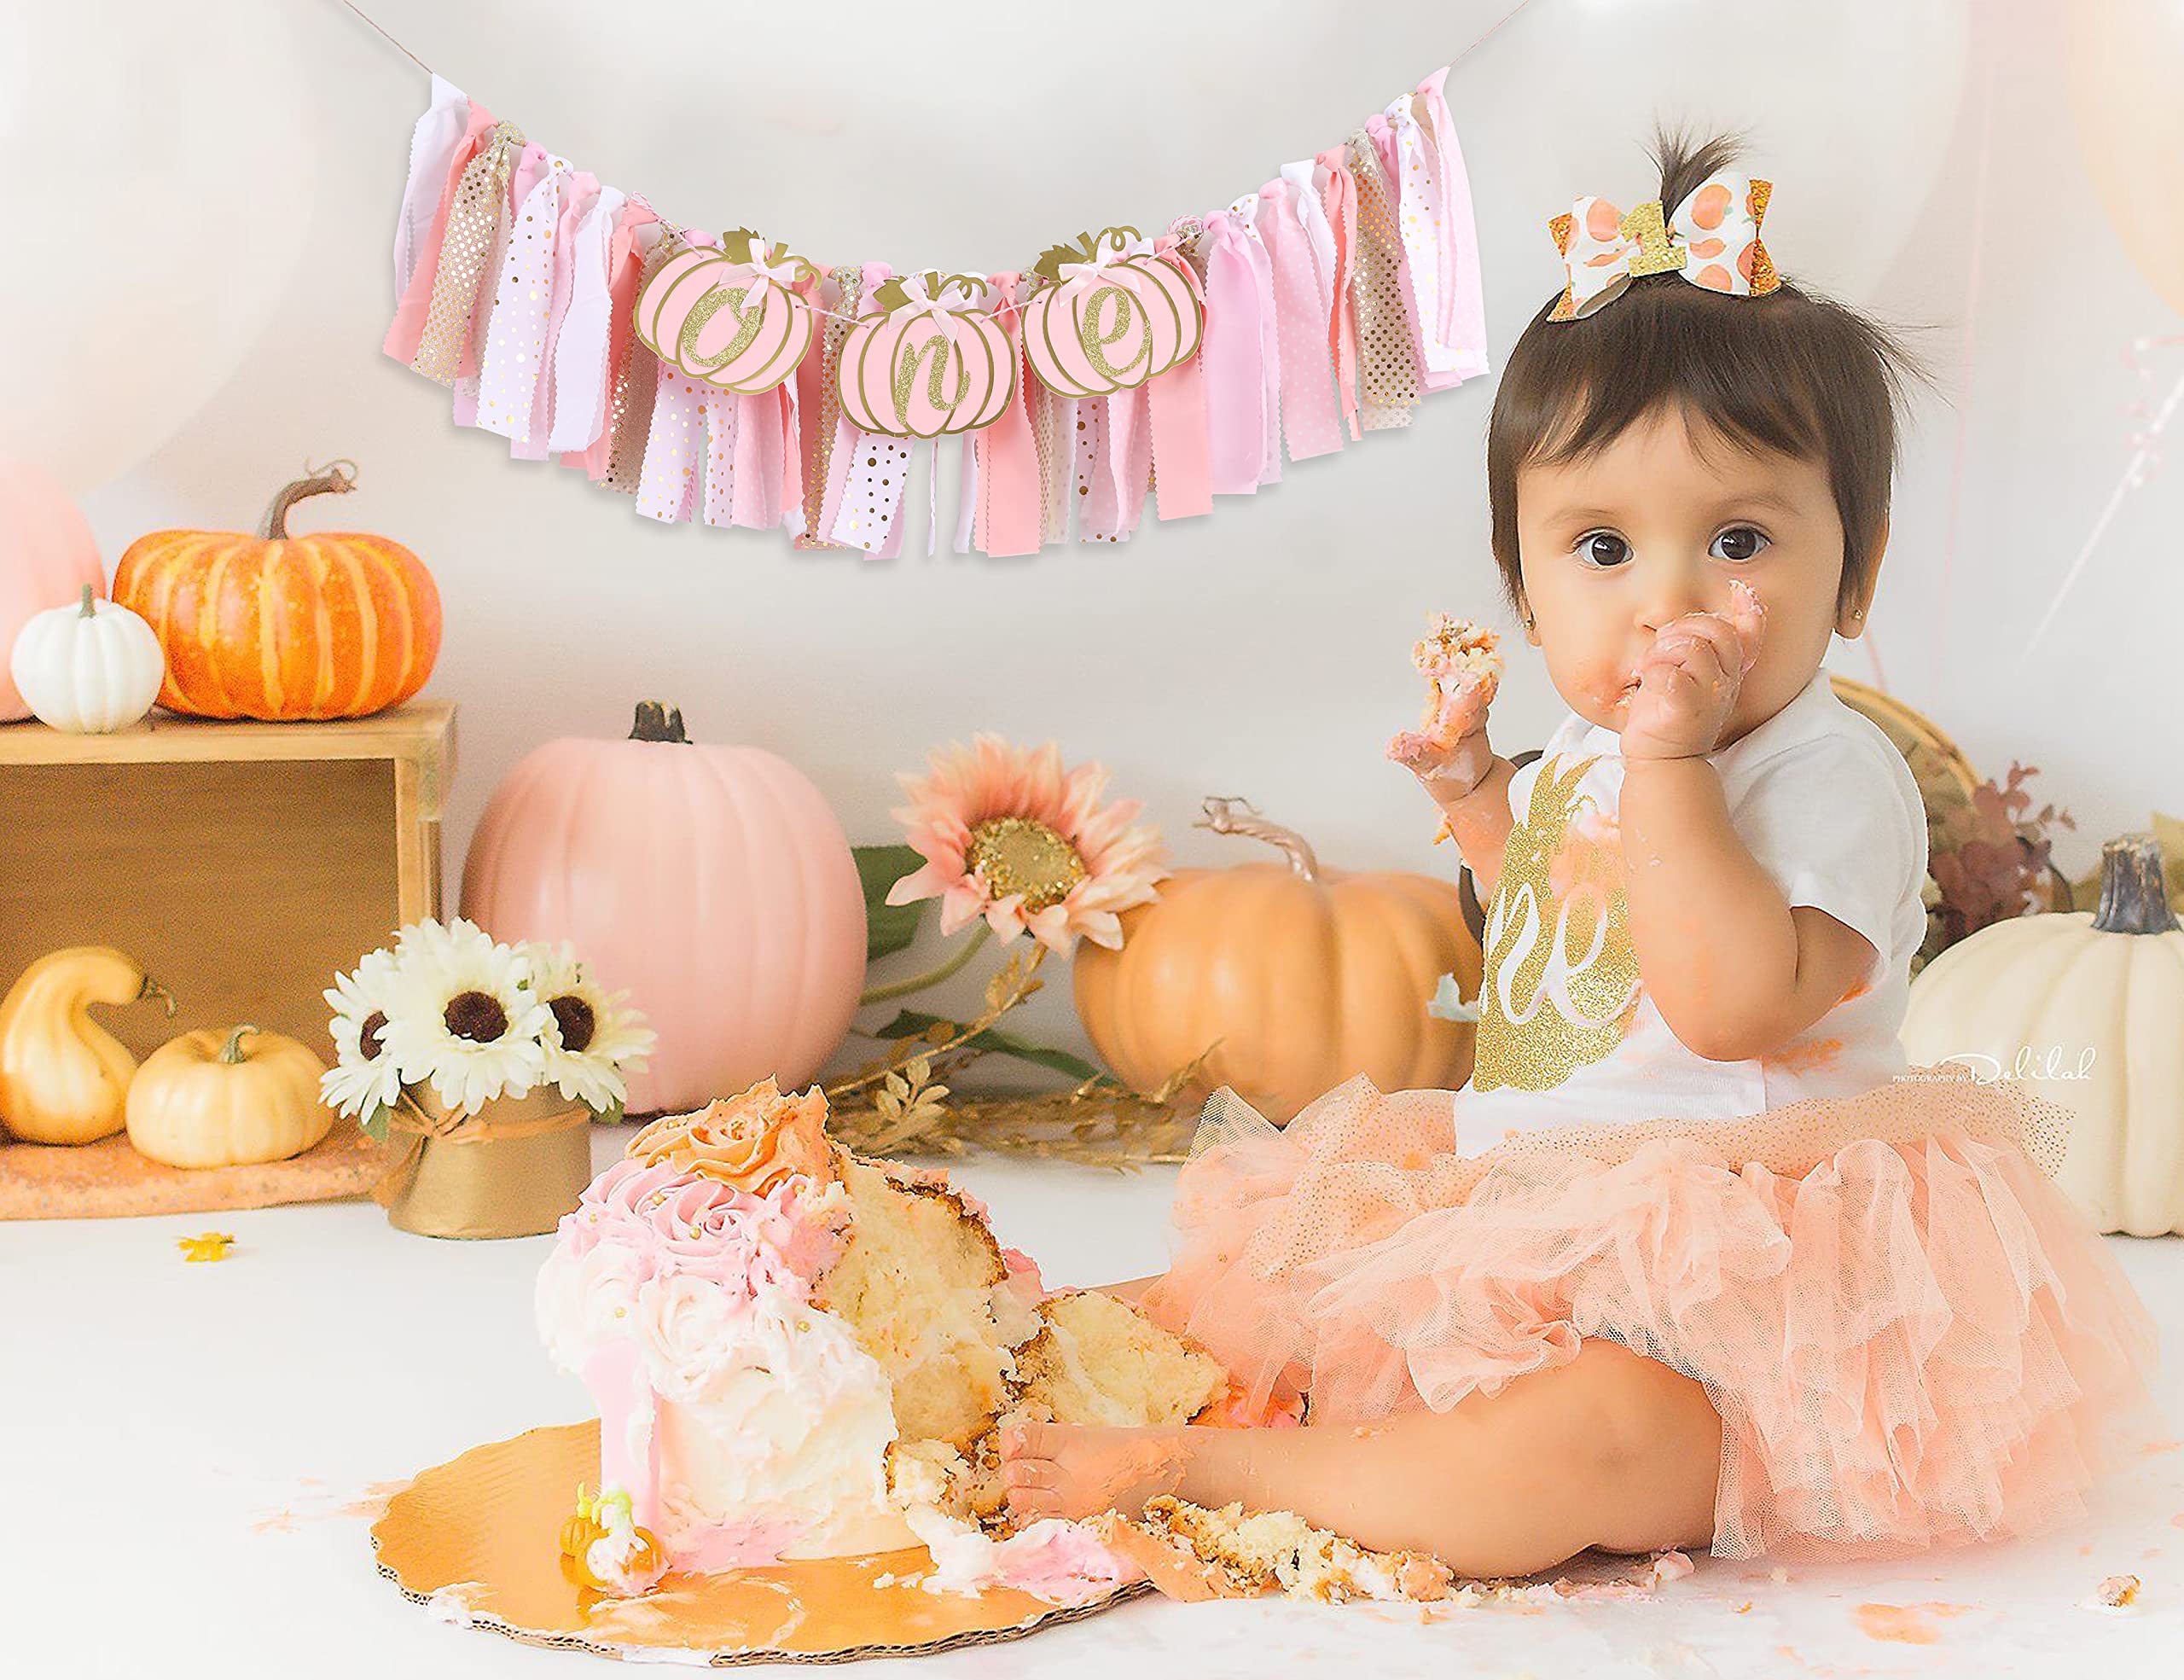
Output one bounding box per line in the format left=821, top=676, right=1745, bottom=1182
left=125, top=1024, right=332, bottom=1170
left=1902, top=833, right=2184, bottom=1236
left=1073, top=798, right=1482, bottom=1123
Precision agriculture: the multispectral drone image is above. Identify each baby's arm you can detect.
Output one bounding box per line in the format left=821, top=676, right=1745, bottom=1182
left=1621, top=759, right=1878, bottom=1060
left=1386, top=617, right=1519, bottom=900
left=1616, top=584, right=1873, bottom=1060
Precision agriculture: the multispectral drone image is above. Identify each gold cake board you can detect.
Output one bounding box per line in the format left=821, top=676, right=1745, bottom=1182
left=370, top=1421, right=1147, bottom=1664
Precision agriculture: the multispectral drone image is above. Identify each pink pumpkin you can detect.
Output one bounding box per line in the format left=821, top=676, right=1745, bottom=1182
left=839, top=273, right=1018, bottom=439
left=460, top=701, right=868, bottom=1117
left=1021, top=231, right=1204, bottom=399
left=0, top=456, right=105, bottom=720
left=633, top=231, right=816, bottom=395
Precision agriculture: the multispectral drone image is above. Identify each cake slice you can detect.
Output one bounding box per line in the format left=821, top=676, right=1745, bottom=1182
left=536, top=1078, right=1236, bottom=1604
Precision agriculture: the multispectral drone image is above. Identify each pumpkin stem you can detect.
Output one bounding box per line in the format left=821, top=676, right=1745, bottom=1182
left=78, top=584, right=96, bottom=618
left=260, top=460, right=359, bottom=540
left=219, top=1024, right=261, bottom=1064
left=630, top=701, right=690, bottom=744
left=2090, top=833, right=2179, bottom=936
left=137, top=973, right=179, bottom=1016
left=1194, top=795, right=1320, bottom=881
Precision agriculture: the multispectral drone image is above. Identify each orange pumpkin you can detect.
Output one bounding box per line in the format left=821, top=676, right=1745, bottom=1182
left=111, top=462, right=441, bottom=720
left=1072, top=798, right=1483, bottom=1123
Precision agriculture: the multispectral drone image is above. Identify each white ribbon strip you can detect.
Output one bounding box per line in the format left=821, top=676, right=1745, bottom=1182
left=636, top=372, right=705, bottom=523
left=394, top=75, right=467, bottom=300
left=547, top=186, right=627, bottom=452
left=829, top=430, right=915, bottom=552
left=702, top=389, right=740, bottom=526
left=1280, top=157, right=1337, bottom=314
left=1385, top=95, right=1460, bottom=376
left=479, top=158, right=569, bottom=444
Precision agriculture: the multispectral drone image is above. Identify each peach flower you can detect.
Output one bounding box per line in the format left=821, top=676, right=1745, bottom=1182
left=624, top=1078, right=835, bottom=1194
left=884, top=734, right=1169, bottom=954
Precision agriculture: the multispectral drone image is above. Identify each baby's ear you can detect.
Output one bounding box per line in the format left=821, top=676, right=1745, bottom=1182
left=1834, top=519, right=1887, bottom=638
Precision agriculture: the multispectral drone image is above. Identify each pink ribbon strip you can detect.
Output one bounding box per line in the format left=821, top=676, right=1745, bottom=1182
left=1142, top=237, right=1214, bottom=520
left=1258, top=180, right=1344, bottom=461
left=384, top=98, right=496, bottom=364
left=1317, top=145, right=1362, bottom=441
left=973, top=274, right=1043, bottom=557
left=1196, top=212, right=1270, bottom=496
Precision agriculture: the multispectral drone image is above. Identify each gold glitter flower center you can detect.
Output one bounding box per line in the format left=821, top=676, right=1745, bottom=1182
left=966, top=817, right=1087, bottom=914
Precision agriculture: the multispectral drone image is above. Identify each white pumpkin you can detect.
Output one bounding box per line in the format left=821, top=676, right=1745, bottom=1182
left=1902, top=833, right=2184, bottom=1236
left=9, top=584, right=164, bottom=733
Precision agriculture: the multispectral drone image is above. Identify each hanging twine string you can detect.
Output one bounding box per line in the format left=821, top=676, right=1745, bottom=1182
left=338, top=0, right=1537, bottom=327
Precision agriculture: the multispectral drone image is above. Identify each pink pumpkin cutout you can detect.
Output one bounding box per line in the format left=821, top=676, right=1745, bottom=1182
left=838, top=273, right=1018, bottom=439
left=633, top=230, right=817, bottom=396
left=460, top=702, right=868, bottom=1118
left=1020, top=229, right=1204, bottom=399
left=0, top=456, right=105, bottom=721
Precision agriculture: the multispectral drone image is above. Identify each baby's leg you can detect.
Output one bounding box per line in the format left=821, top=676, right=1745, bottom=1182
left=1002, top=1339, right=1722, bottom=1579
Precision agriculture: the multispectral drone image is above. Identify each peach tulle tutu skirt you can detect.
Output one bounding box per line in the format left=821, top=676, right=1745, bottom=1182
left=1141, top=1063, right=2163, bottom=1561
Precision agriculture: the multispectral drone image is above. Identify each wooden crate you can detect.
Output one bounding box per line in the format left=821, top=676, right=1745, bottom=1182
left=0, top=703, right=455, bottom=1067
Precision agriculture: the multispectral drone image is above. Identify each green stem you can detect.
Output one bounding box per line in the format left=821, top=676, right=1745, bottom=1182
left=857, top=922, right=991, bottom=1005
left=219, top=1024, right=260, bottom=1064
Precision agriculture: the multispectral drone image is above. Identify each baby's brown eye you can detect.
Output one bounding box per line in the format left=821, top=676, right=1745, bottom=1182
left=1578, top=532, right=1630, bottom=568
left=1711, top=526, right=1769, bottom=562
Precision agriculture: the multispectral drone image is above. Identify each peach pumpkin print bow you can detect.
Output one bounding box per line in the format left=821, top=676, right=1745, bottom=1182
left=1548, top=171, right=1780, bottom=320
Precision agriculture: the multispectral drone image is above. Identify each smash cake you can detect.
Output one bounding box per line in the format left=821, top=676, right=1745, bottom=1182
left=534, top=1078, right=1234, bottom=1608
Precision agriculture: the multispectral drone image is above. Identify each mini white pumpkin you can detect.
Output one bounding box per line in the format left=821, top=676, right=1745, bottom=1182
left=1902, top=833, right=2184, bottom=1236
left=9, top=584, right=164, bottom=733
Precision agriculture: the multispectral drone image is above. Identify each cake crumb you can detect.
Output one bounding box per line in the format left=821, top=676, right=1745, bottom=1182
left=2083, top=1573, right=2140, bottom=1614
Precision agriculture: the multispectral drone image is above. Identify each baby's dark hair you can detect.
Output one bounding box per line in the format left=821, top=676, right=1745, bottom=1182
left=1487, top=127, right=1927, bottom=619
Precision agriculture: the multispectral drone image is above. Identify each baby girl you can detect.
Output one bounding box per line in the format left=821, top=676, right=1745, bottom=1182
left=996, top=132, right=2158, bottom=1580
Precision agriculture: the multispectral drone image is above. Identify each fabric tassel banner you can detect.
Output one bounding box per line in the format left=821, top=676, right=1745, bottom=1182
left=382, top=63, right=1487, bottom=558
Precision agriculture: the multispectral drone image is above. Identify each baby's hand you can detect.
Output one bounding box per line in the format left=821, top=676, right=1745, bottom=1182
left=1388, top=669, right=1495, bottom=788
left=1620, top=580, right=1767, bottom=761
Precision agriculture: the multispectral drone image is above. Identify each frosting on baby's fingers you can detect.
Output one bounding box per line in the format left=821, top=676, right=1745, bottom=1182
left=1725, top=578, right=1766, bottom=672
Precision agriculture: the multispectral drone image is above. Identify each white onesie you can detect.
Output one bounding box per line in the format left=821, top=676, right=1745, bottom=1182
left=1455, top=667, right=1930, bottom=1154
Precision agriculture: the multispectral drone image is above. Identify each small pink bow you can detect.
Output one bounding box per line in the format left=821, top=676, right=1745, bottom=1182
left=1548, top=171, right=1780, bottom=321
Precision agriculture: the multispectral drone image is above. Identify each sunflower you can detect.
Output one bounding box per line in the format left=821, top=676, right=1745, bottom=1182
left=321, top=945, right=407, bottom=1124
left=380, top=921, right=552, bottom=1114
left=520, top=940, right=657, bottom=1119
left=883, top=735, right=1168, bottom=953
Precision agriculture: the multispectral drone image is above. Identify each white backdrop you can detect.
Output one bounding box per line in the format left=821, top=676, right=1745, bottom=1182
left=17, top=0, right=2181, bottom=1073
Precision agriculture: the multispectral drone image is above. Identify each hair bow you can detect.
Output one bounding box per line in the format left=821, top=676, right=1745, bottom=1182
left=1547, top=171, right=1779, bottom=321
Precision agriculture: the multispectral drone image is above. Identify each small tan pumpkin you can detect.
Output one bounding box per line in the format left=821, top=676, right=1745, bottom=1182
left=125, top=1024, right=333, bottom=1170
left=1902, top=833, right=2184, bottom=1236
left=1073, top=797, right=1483, bottom=1123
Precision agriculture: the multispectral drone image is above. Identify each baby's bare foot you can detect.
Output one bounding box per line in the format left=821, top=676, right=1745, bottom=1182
left=998, top=1421, right=1189, bottom=1523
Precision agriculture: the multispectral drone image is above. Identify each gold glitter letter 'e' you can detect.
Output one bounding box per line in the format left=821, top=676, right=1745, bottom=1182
left=1470, top=754, right=1642, bottom=1093
left=1080, top=284, right=1149, bottom=385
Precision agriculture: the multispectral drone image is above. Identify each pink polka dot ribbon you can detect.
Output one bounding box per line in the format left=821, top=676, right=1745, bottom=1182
left=1547, top=171, right=1780, bottom=322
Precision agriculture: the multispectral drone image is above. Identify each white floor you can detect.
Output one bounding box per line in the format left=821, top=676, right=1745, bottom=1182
left=7, top=1131, right=2181, bottom=1679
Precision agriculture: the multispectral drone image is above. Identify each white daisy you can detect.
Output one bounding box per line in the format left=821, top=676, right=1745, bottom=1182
left=520, top=940, right=657, bottom=1119
left=321, top=945, right=407, bottom=1123
left=381, top=926, right=552, bottom=1115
